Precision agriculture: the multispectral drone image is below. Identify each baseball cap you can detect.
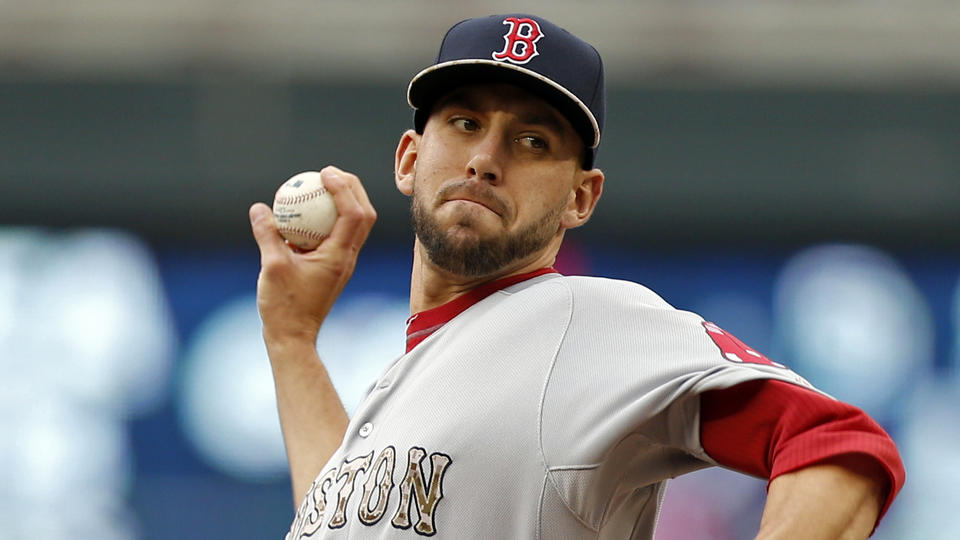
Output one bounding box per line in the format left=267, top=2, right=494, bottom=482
left=407, top=14, right=605, bottom=169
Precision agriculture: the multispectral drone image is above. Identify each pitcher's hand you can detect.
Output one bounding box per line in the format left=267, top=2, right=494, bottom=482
left=250, top=166, right=377, bottom=347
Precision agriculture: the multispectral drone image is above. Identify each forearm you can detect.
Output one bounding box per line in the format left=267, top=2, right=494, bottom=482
left=267, top=337, right=349, bottom=506
left=756, top=455, right=885, bottom=540
left=249, top=167, right=377, bottom=506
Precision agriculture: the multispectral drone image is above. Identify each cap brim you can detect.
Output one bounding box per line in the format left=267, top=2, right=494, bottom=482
left=407, top=60, right=600, bottom=149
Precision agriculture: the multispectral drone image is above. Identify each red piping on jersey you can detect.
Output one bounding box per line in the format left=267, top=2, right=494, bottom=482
left=405, top=267, right=558, bottom=353
left=700, top=379, right=905, bottom=531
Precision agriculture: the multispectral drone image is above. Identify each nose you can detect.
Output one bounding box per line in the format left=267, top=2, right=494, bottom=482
left=465, top=135, right=503, bottom=184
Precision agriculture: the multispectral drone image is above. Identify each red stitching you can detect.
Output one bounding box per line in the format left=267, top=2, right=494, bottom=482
left=277, top=226, right=328, bottom=240
left=275, top=187, right=328, bottom=206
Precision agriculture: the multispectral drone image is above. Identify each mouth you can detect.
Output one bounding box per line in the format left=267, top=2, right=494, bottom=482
left=446, top=197, right=500, bottom=216
left=438, top=184, right=507, bottom=218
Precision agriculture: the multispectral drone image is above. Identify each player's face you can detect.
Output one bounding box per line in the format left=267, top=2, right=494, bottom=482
left=399, top=84, right=593, bottom=278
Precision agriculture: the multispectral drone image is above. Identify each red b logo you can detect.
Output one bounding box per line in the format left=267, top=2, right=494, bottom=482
left=492, top=17, right=543, bottom=64
left=702, top=321, right=785, bottom=368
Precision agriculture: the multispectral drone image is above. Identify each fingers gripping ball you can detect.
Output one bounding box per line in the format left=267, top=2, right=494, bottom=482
left=272, top=171, right=338, bottom=250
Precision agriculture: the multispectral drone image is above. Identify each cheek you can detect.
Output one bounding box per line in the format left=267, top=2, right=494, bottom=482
left=419, top=132, right=463, bottom=168
left=531, top=171, right=577, bottom=208
left=513, top=188, right=566, bottom=226
left=414, top=147, right=463, bottom=192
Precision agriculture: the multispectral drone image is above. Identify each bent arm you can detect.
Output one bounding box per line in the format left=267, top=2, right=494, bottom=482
left=250, top=166, right=377, bottom=505
left=700, top=379, right=905, bottom=538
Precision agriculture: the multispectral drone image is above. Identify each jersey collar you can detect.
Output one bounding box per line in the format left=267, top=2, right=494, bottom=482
left=405, top=267, right=558, bottom=353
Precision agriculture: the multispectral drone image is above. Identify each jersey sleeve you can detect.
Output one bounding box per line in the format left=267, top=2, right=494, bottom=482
left=538, top=276, right=899, bottom=531
left=540, top=277, right=823, bottom=469
left=700, top=379, right=905, bottom=528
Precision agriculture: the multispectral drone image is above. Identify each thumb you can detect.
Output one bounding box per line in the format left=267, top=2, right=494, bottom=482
left=249, top=203, right=285, bottom=258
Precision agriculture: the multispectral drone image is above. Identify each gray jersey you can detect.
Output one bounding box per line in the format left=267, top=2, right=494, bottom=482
left=285, top=273, right=816, bottom=538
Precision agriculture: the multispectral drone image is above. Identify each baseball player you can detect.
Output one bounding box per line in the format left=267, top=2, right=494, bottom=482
left=249, top=14, right=905, bottom=539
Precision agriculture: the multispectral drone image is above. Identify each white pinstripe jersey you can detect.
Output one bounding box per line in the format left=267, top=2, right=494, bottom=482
left=285, top=273, right=817, bottom=538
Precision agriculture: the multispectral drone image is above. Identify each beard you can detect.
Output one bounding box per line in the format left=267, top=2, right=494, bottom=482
left=411, top=181, right=564, bottom=278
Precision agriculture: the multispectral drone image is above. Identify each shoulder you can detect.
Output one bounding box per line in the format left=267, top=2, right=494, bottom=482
left=505, top=274, right=692, bottom=340
left=544, top=273, right=818, bottom=398
left=558, top=274, right=676, bottom=310
left=546, top=274, right=710, bottom=342
left=522, top=274, right=678, bottom=321
left=524, top=274, right=805, bottom=384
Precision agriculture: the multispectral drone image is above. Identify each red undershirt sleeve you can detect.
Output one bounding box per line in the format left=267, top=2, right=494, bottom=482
left=699, top=379, right=905, bottom=528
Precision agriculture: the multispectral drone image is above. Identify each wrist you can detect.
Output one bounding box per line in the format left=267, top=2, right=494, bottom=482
left=262, top=328, right=320, bottom=357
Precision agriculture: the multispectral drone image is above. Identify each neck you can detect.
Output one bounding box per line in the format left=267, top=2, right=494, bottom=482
left=408, top=237, right=562, bottom=314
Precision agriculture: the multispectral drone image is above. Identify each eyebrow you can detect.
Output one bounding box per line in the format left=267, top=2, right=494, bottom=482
left=433, top=88, right=481, bottom=115
left=434, top=88, right=570, bottom=140
left=517, top=111, right=567, bottom=139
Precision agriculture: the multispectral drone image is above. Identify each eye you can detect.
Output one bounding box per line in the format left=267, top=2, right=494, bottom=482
left=516, top=135, right=548, bottom=150
left=451, top=117, right=479, bottom=132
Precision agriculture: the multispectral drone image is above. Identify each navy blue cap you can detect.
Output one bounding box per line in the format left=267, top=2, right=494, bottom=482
left=408, top=14, right=605, bottom=169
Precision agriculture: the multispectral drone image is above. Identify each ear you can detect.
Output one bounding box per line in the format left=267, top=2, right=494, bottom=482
left=561, top=168, right=604, bottom=229
left=395, top=129, right=420, bottom=196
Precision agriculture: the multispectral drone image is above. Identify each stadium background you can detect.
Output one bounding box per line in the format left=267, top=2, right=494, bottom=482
left=1, top=2, right=958, bottom=538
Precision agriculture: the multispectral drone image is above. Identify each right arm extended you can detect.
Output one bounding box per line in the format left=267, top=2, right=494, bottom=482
left=249, top=166, right=377, bottom=506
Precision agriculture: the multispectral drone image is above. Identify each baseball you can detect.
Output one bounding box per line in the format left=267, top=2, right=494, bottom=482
left=272, top=171, right=338, bottom=250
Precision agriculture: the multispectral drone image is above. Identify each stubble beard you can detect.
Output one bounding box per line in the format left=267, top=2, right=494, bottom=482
left=411, top=184, right=564, bottom=279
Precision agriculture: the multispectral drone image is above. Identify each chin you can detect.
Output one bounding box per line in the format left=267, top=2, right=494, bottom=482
left=441, top=211, right=502, bottom=237
left=441, top=225, right=490, bottom=249
left=413, top=193, right=547, bottom=278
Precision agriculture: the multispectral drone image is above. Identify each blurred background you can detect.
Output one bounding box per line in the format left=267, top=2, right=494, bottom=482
left=1, top=1, right=958, bottom=538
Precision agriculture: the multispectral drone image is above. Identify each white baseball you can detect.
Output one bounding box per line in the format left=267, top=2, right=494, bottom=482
left=272, top=171, right=338, bottom=250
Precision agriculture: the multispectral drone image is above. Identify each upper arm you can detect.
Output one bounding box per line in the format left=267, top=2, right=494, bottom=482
left=699, top=379, right=905, bottom=526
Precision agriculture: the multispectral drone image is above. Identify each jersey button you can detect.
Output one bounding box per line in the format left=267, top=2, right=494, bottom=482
left=377, top=379, right=391, bottom=389
left=359, top=422, right=374, bottom=438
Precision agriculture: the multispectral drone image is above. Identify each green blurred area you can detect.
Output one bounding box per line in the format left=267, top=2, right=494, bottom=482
left=2, top=80, right=958, bottom=249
